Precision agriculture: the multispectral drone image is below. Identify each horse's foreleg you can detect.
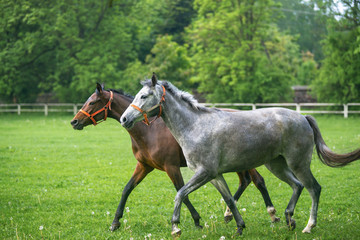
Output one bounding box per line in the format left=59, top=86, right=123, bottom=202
left=171, top=169, right=213, bottom=237
left=110, top=162, right=153, bottom=231
left=224, top=171, right=251, bottom=223
left=211, top=174, right=246, bottom=236
left=165, top=166, right=202, bottom=228
left=248, top=169, right=280, bottom=223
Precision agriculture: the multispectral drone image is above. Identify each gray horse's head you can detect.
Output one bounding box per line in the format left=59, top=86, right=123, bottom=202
left=120, top=73, right=163, bottom=129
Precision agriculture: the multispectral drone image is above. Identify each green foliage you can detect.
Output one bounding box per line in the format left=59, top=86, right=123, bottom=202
left=120, top=35, right=192, bottom=94
left=188, top=0, right=298, bottom=103
left=275, top=0, right=327, bottom=61
left=0, top=0, right=139, bottom=103
left=1, top=114, right=360, bottom=239
left=312, top=1, right=360, bottom=103
left=297, top=51, right=318, bottom=85
left=0, top=0, right=359, bottom=104
left=0, top=1, right=58, bottom=102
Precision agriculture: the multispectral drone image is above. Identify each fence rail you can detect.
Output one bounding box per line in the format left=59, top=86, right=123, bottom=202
left=1, top=103, right=360, bottom=118
left=202, top=103, right=360, bottom=118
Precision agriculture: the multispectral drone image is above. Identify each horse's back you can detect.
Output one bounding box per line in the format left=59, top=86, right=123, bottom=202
left=195, top=108, right=315, bottom=173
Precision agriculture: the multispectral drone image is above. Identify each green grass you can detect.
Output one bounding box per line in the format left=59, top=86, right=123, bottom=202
left=0, top=114, right=359, bottom=240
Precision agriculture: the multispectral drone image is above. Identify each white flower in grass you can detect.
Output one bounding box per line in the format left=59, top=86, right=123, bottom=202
left=130, top=238, right=134, bottom=240
left=202, top=235, right=207, bottom=238
left=91, top=211, right=95, bottom=215
left=123, top=219, right=128, bottom=224
left=220, top=236, right=225, bottom=240
left=106, top=211, right=110, bottom=215
left=241, top=208, right=246, bottom=212
left=147, top=233, right=152, bottom=238
left=39, top=226, right=44, bottom=231
left=109, top=162, right=112, bottom=165
left=220, top=198, right=225, bottom=203
left=10, top=217, right=13, bottom=221
left=204, top=222, right=209, bottom=228
left=126, top=207, right=130, bottom=213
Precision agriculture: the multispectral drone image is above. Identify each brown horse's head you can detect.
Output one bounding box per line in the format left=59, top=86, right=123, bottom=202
left=71, top=83, right=113, bottom=130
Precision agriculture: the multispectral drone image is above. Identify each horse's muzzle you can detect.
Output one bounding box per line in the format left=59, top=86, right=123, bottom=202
left=71, top=119, right=84, bottom=130
left=120, top=116, right=134, bottom=129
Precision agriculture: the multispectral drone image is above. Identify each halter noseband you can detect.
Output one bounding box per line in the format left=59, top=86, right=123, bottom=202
left=130, top=85, right=166, bottom=126
left=79, top=91, right=113, bottom=126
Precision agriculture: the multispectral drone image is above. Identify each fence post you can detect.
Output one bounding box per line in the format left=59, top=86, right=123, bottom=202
left=296, top=104, right=300, bottom=113
left=17, top=104, right=21, bottom=115
left=344, top=104, right=348, bottom=118
left=73, top=104, right=78, bottom=115
left=44, top=104, right=48, bottom=116
left=252, top=104, right=256, bottom=110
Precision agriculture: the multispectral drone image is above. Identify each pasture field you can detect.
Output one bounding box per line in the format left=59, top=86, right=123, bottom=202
left=0, top=114, right=359, bottom=240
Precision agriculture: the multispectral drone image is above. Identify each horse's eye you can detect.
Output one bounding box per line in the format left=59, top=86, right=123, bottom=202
left=141, top=95, right=148, bottom=99
left=89, top=101, right=96, bottom=105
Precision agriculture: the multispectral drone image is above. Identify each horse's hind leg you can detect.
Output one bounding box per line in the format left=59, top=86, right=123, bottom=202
left=111, top=162, right=153, bottom=231
left=211, top=174, right=246, bottom=236
left=165, top=165, right=202, bottom=228
left=289, top=164, right=321, bottom=233
left=265, top=157, right=304, bottom=230
left=248, top=169, right=280, bottom=223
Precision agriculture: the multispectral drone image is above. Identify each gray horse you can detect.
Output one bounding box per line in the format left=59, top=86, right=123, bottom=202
left=120, top=74, right=360, bottom=237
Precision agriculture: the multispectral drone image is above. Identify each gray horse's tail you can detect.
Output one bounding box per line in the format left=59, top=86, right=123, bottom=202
left=305, top=115, right=360, bottom=167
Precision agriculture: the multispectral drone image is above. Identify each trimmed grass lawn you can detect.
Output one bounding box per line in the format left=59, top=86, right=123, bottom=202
left=0, top=114, right=359, bottom=239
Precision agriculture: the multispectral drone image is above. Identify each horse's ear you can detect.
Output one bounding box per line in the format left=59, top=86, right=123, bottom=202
left=96, top=82, right=103, bottom=94
left=151, top=72, right=157, bottom=87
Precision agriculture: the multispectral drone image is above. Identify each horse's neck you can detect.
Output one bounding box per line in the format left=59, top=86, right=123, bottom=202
left=110, top=93, right=151, bottom=140
left=161, top=92, right=199, bottom=145
left=108, top=94, right=131, bottom=123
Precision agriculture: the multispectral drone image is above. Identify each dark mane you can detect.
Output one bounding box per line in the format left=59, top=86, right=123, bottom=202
left=107, top=88, right=134, bottom=101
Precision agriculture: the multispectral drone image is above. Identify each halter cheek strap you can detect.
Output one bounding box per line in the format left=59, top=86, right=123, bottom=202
left=79, top=91, right=113, bottom=126
left=130, top=85, right=166, bottom=126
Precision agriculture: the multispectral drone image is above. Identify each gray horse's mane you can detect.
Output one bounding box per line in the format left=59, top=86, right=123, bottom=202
left=142, top=79, right=214, bottom=112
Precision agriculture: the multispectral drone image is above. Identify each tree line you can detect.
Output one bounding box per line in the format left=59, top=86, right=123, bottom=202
left=1, top=0, right=359, bottom=104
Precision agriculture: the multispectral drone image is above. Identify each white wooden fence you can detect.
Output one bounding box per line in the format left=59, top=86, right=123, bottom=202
left=202, top=103, right=360, bottom=118
left=0, top=103, right=360, bottom=118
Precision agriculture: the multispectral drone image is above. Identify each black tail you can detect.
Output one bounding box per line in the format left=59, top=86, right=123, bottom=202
left=305, top=115, right=360, bottom=167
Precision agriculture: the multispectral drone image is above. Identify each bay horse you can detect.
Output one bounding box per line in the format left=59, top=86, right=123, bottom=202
left=70, top=83, right=279, bottom=231
left=120, top=73, right=360, bottom=237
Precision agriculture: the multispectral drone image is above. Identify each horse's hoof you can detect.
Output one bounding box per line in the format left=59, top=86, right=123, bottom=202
left=272, top=217, right=281, bottom=223
left=287, top=219, right=296, bottom=230
left=236, top=227, right=243, bottom=236
left=171, top=224, right=181, bottom=238
left=194, top=219, right=203, bottom=229
left=110, top=222, right=120, bottom=232
left=171, top=229, right=181, bottom=238
left=224, top=215, right=233, bottom=223
left=195, top=224, right=203, bottom=229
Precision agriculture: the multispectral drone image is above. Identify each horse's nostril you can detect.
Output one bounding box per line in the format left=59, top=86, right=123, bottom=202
left=71, top=119, right=78, bottom=126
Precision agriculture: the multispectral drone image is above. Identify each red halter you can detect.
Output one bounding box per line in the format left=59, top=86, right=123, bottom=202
left=79, top=91, right=113, bottom=126
left=130, top=85, right=166, bottom=126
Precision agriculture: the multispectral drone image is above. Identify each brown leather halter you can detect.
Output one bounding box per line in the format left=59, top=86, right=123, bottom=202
left=79, top=91, right=113, bottom=126
left=130, top=85, right=166, bottom=126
